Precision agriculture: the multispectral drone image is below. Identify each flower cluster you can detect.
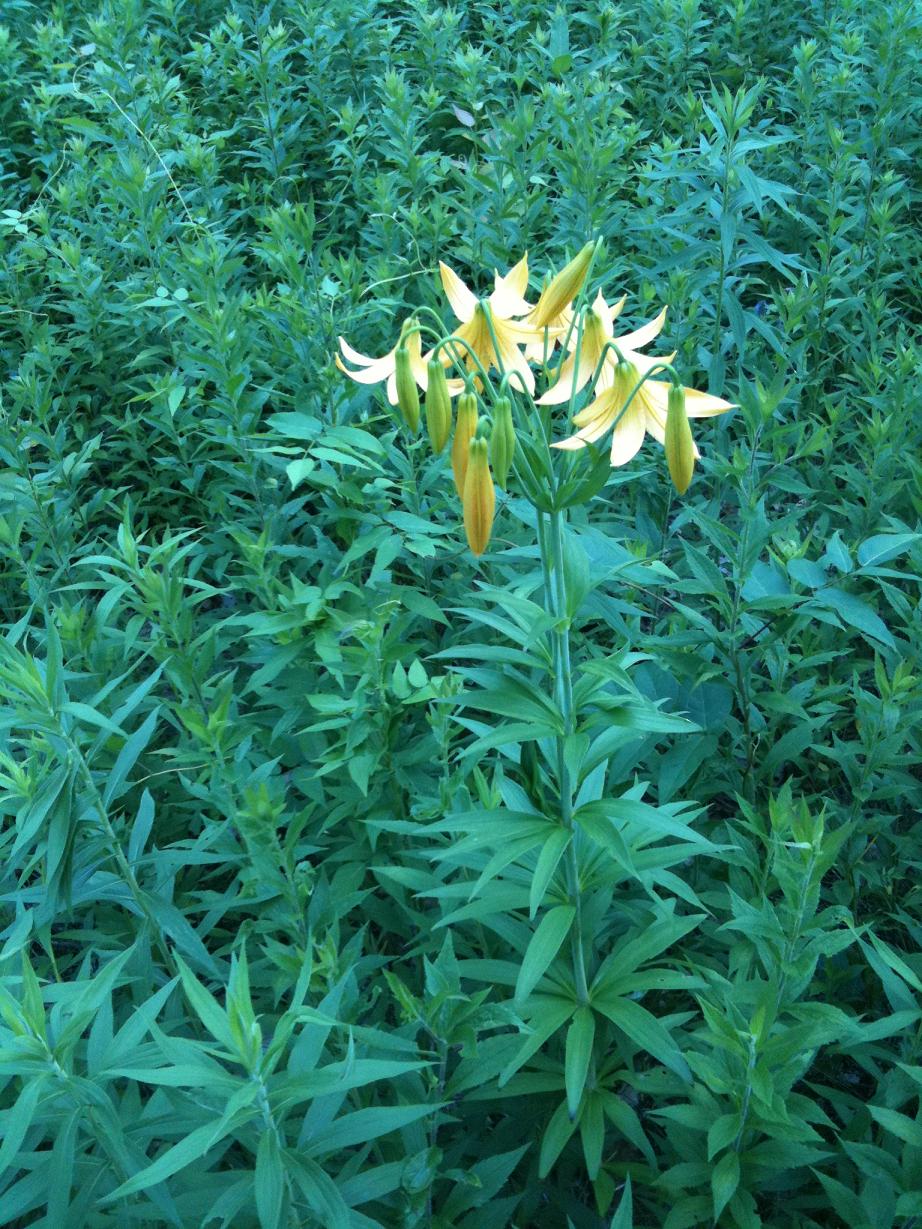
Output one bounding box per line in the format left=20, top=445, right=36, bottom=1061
left=336, top=244, right=734, bottom=555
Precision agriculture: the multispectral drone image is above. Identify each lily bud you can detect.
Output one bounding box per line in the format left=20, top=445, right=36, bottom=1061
left=463, top=437, right=495, bottom=557
left=394, top=344, right=420, bottom=432
left=425, top=360, right=452, bottom=454
left=451, top=388, right=479, bottom=497
left=531, top=240, right=597, bottom=328
left=665, top=383, right=695, bottom=494
left=489, top=395, right=516, bottom=490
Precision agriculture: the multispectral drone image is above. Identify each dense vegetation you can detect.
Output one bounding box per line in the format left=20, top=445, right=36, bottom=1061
left=1, top=0, right=921, bottom=1225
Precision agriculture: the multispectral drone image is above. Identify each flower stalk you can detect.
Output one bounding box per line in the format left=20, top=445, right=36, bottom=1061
left=546, top=508, right=591, bottom=1005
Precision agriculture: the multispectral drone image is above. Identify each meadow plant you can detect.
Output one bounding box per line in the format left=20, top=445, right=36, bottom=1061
left=0, top=1, right=920, bottom=1226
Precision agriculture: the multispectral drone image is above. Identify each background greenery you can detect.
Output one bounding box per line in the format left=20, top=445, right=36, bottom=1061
left=1, top=0, right=921, bottom=1225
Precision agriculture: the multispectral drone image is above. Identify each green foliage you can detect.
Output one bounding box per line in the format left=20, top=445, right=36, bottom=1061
left=0, top=0, right=921, bottom=1226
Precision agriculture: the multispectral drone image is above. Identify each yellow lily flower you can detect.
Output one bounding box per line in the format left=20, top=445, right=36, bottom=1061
left=335, top=319, right=429, bottom=406
left=439, top=255, right=540, bottom=394
left=538, top=293, right=672, bottom=405
left=528, top=240, right=597, bottom=329
left=553, top=358, right=734, bottom=467
left=462, top=437, right=496, bottom=557
left=522, top=240, right=597, bottom=356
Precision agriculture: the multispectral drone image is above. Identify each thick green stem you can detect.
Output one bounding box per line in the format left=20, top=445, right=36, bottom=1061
left=545, top=509, right=590, bottom=1005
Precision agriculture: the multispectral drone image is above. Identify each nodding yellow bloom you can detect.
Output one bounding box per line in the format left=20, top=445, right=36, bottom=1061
left=451, top=389, right=479, bottom=497
left=553, top=359, right=735, bottom=467
left=463, top=437, right=496, bottom=557
left=439, top=256, right=539, bottom=394
left=539, top=293, right=672, bottom=405
left=528, top=240, right=596, bottom=330
left=394, top=345, right=420, bottom=431
left=664, top=384, right=696, bottom=494
left=336, top=318, right=429, bottom=405
left=424, top=360, right=453, bottom=454
left=489, top=395, right=516, bottom=490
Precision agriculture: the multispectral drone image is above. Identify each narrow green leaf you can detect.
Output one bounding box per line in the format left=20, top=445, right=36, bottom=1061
left=610, top=1174, right=633, bottom=1229
left=856, top=533, right=920, bottom=568
left=103, top=707, right=160, bottom=805
left=107, top=1119, right=235, bottom=1199
left=515, top=905, right=575, bottom=1005
left=565, top=1007, right=595, bottom=1118
left=593, top=996, right=691, bottom=1081
left=538, top=1098, right=579, bottom=1177
left=60, top=701, right=127, bottom=737
left=499, top=1000, right=576, bottom=1087
left=0, top=1077, right=46, bottom=1176
left=174, top=955, right=234, bottom=1050
left=285, top=1153, right=350, bottom=1229
left=529, top=829, right=571, bottom=919
left=305, top=1104, right=438, bottom=1155
left=711, top=1150, right=740, bottom=1221
left=869, top=1105, right=922, bottom=1149
left=255, top=1130, right=285, bottom=1229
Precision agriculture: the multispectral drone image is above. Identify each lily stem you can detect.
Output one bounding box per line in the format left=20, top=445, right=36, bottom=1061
left=546, top=508, right=590, bottom=1005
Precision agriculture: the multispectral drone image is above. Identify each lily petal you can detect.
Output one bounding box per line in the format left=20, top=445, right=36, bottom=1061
left=640, top=381, right=734, bottom=418
left=495, top=329, right=536, bottom=395
left=439, top=262, right=477, bottom=323
left=643, top=401, right=702, bottom=457
left=615, top=306, right=668, bottom=353
left=553, top=394, right=620, bottom=449
left=682, top=387, right=737, bottom=417
left=590, top=291, right=626, bottom=338
left=609, top=400, right=647, bottom=466
left=338, top=335, right=383, bottom=367
left=538, top=344, right=599, bottom=405
left=336, top=352, right=397, bottom=384
left=491, top=253, right=532, bottom=317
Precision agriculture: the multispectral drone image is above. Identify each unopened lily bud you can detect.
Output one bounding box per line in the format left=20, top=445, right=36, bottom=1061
left=463, top=437, right=495, bottom=557
left=394, top=344, right=420, bottom=432
left=451, top=388, right=479, bottom=497
left=665, top=383, right=695, bottom=494
left=489, top=395, right=516, bottom=490
left=425, top=360, right=452, bottom=454
left=531, top=240, right=597, bottom=328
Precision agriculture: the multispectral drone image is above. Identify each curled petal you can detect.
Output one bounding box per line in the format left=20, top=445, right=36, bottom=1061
left=555, top=387, right=622, bottom=447
left=615, top=306, right=667, bottom=352
left=336, top=352, right=396, bottom=384
left=439, top=262, right=477, bottom=323
left=338, top=336, right=381, bottom=367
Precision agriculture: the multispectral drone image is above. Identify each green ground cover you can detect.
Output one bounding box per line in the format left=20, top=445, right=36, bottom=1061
left=0, top=0, right=921, bottom=1225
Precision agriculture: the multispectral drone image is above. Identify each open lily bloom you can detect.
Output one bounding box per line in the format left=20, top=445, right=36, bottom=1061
left=553, top=357, right=735, bottom=466
left=336, top=320, right=430, bottom=406
left=439, top=255, right=540, bottom=394
left=539, top=294, right=671, bottom=405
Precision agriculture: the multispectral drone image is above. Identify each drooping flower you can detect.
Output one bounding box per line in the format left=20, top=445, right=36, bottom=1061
left=527, top=240, right=597, bottom=331
left=451, top=388, right=479, bottom=497
left=553, top=358, right=734, bottom=467
left=489, top=395, right=516, bottom=490
left=424, top=360, right=453, bottom=454
left=463, top=437, right=496, bottom=556
left=539, top=293, right=671, bottom=405
left=394, top=344, right=420, bottom=431
left=664, top=384, right=696, bottom=494
left=336, top=318, right=428, bottom=405
left=439, top=256, right=540, bottom=394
